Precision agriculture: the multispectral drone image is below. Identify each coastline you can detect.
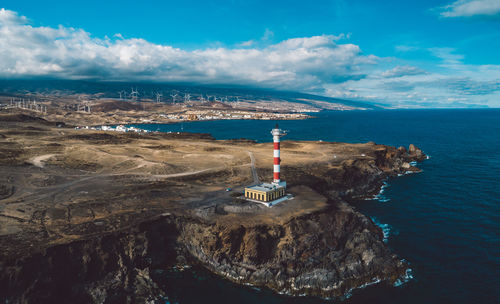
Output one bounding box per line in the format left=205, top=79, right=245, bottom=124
left=0, top=113, right=426, bottom=302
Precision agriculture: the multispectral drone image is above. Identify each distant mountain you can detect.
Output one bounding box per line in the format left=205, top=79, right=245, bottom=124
left=0, top=79, right=381, bottom=110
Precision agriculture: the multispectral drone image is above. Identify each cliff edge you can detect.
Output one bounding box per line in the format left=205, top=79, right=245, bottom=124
left=0, top=114, right=425, bottom=302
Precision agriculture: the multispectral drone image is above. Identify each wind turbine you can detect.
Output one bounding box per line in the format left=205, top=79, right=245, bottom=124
left=156, top=92, right=163, bottom=103
left=170, top=93, right=178, bottom=103
left=118, top=90, right=127, bottom=100
left=184, top=93, right=191, bottom=102
left=130, top=88, right=139, bottom=101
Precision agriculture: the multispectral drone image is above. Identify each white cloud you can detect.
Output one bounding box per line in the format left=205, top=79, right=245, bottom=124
left=381, top=66, right=427, bottom=78
left=0, top=9, right=375, bottom=92
left=238, top=29, right=275, bottom=47
left=238, top=40, right=255, bottom=47
left=0, top=8, right=499, bottom=108
left=324, top=64, right=500, bottom=108
left=0, top=8, right=27, bottom=25
left=262, top=28, right=274, bottom=41
left=440, top=0, right=500, bottom=17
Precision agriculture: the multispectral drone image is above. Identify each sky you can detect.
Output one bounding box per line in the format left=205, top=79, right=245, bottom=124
left=0, top=0, right=499, bottom=108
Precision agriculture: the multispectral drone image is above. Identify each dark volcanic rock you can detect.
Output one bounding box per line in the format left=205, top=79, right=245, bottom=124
left=0, top=221, right=177, bottom=304
left=178, top=204, right=407, bottom=298
left=0, top=209, right=408, bottom=303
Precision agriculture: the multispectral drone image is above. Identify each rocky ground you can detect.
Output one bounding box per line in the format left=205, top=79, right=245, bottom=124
left=0, top=113, right=426, bottom=303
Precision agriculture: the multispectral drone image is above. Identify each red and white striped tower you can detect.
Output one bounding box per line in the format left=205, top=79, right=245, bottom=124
left=271, top=123, right=287, bottom=184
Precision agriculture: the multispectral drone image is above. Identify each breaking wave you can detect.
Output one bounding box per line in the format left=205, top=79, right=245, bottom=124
left=370, top=216, right=399, bottom=243
left=374, top=181, right=391, bottom=202
left=394, top=267, right=414, bottom=287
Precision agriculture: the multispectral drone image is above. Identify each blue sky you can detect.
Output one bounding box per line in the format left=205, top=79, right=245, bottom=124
left=1, top=0, right=499, bottom=107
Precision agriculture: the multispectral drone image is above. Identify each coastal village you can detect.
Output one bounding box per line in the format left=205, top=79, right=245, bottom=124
left=159, top=109, right=309, bottom=121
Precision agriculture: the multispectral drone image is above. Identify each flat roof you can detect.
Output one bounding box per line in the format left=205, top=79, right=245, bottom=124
left=246, top=183, right=284, bottom=192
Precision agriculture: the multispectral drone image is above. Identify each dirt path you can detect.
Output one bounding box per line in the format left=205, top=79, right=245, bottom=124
left=150, top=167, right=219, bottom=179
left=29, top=154, right=56, bottom=168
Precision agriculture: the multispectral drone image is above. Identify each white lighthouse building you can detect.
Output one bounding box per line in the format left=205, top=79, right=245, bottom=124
left=244, top=124, right=287, bottom=206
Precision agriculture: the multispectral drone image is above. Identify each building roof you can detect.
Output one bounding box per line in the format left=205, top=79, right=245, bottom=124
left=246, top=183, right=284, bottom=192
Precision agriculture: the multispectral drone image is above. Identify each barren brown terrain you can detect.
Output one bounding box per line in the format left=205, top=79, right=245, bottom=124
left=0, top=112, right=374, bottom=252
left=0, top=112, right=425, bottom=303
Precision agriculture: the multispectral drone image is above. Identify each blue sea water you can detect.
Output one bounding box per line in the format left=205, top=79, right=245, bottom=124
left=133, top=109, right=500, bottom=304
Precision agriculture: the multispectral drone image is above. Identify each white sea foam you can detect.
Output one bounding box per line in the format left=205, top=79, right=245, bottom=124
left=370, top=217, right=399, bottom=243
left=358, top=278, right=382, bottom=289
left=343, top=277, right=382, bottom=300
left=404, top=169, right=423, bottom=175
left=374, top=182, right=391, bottom=202
left=365, top=180, right=391, bottom=202
left=394, top=268, right=414, bottom=287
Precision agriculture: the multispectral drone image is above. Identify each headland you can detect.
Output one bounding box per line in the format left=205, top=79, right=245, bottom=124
left=0, top=112, right=426, bottom=302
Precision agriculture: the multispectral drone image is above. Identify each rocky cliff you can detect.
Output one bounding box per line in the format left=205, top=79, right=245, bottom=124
left=174, top=144, right=424, bottom=298
left=0, top=125, right=426, bottom=303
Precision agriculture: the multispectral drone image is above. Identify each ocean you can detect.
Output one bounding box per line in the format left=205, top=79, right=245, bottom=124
left=132, top=109, right=500, bottom=304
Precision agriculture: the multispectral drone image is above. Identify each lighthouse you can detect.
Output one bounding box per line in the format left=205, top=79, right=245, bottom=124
left=271, top=123, right=286, bottom=184
left=244, top=124, right=288, bottom=206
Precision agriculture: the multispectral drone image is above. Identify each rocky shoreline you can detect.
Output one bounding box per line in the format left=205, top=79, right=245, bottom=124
left=172, top=144, right=426, bottom=300
left=0, top=114, right=426, bottom=303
